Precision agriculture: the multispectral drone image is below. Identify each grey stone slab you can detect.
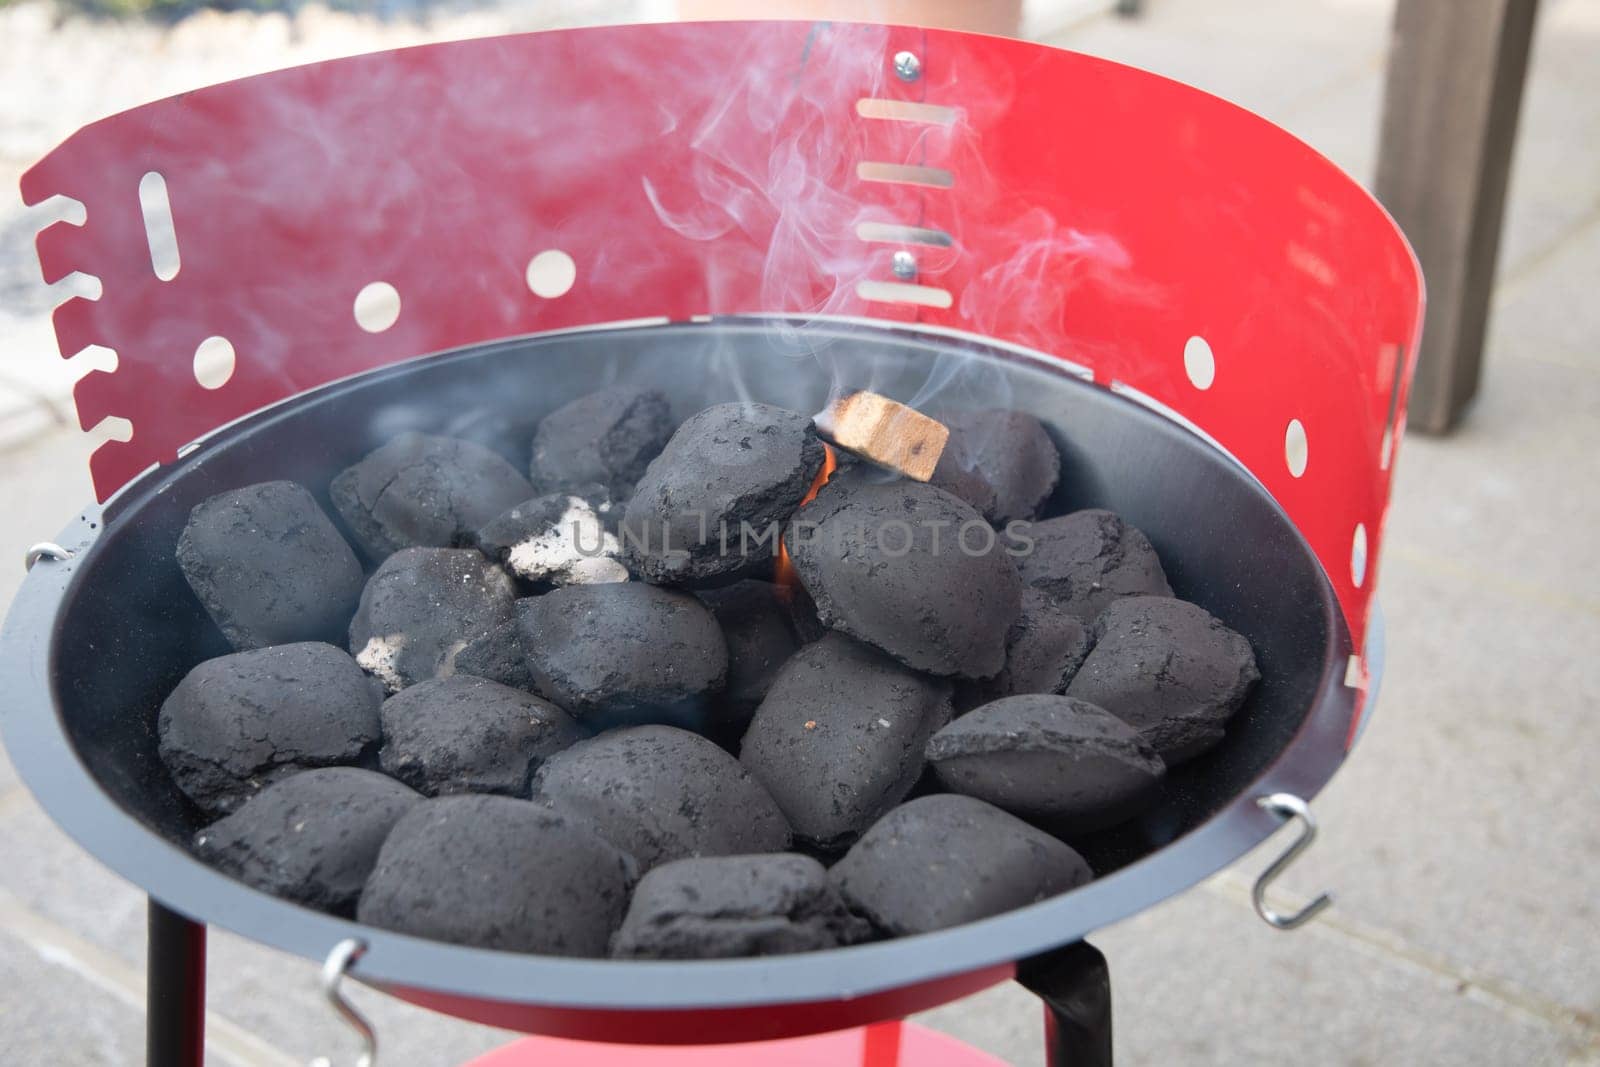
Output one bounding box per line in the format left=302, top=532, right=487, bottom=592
left=1239, top=554, right=1600, bottom=1022
left=917, top=887, right=1592, bottom=1066
left=0, top=739, right=18, bottom=796
left=1381, top=349, right=1600, bottom=610
left=0, top=925, right=145, bottom=1067
left=1495, top=0, right=1600, bottom=281
left=1490, top=217, right=1600, bottom=375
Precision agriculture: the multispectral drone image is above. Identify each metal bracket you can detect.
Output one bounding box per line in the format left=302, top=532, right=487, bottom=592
left=310, top=939, right=376, bottom=1067
left=24, top=543, right=74, bottom=571
left=1251, top=793, right=1333, bottom=931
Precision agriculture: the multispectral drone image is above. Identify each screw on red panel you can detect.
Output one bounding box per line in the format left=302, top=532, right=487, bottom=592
left=893, top=50, right=922, bottom=82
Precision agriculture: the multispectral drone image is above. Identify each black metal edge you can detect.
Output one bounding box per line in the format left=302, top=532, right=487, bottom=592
left=0, top=319, right=1362, bottom=1013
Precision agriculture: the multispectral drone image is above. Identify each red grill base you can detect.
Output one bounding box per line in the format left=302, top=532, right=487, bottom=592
left=461, top=1024, right=1008, bottom=1067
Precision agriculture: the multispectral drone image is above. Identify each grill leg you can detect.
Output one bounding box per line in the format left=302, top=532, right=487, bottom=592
left=1018, top=941, right=1113, bottom=1067
left=147, top=898, right=206, bottom=1067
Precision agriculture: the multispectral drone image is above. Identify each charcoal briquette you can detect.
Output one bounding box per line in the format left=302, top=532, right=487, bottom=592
left=695, top=580, right=801, bottom=726
left=783, top=478, right=1021, bottom=677
left=158, top=642, right=383, bottom=816
left=330, top=432, right=533, bottom=559
left=452, top=619, right=539, bottom=693
left=349, top=548, right=517, bottom=693
left=739, top=633, right=953, bottom=851
left=610, top=853, right=872, bottom=959
left=1012, top=509, right=1172, bottom=622
left=194, top=767, right=420, bottom=915
left=528, top=385, right=675, bottom=499
left=926, top=694, right=1165, bottom=833
left=533, top=725, right=790, bottom=870
left=622, top=402, right=825, bottom=585
left=176, top=480, right=364, bottom=650
left=358, top=794, right=635, bottom=955
left=994, top=590, right=1094, bottom=697
left=830, top=794, right=1093, bottom=936
left=930, top=409, right=1061, bottom=523
left=518, top=582, right=727, bottom=730
left=1067, top=596, right=1259, bottom=764
left=379, top=675, right=587, bottom=797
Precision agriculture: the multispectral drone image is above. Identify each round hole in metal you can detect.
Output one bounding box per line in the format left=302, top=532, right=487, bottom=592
left=192, top=336, right=235, bottom=390
left=1285, top=418, right=1309, bottom=478
left=1351, top=522, right=1368, bottom=587
left=1183, top=335, right=1215, bottom=390
left=354, top=282, right=401, bottom=333
left=526, top=250, right=576, bottom=299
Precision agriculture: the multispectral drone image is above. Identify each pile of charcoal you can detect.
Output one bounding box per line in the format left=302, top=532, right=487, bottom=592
left=164, top=382, right=1258, bottom=959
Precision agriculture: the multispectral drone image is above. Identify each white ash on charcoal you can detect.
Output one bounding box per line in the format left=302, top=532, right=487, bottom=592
left=610, top=853, right=872, bottom=959
left=926, top=694, right=1165, bottom=834
left=1011, top=508, right=1173, bottom=623
left=358, top=794, right=635, bottom=956
left=349, top=548, right=516, bottom=693
left=518, top=582, right=727, bottom=730
left=830, top=794, right=1093, bottom=936
left=1067, top=596, right=1259, bottom=765
left=695, top=580, right=802, bottom=728
left=329, top=432, right=533, bottom=560
left=476, top=487, right=626, bottom=586
left=783, top=477, right=1022, bottom=678
left=740, top=633, right=952, bottom=851
left=176, top=480, right=364, bottom=650
left=193, top=767, right=419, bottom=915
left=451, top=619, right=539, bottom=693
left=929, top=410, right=1061, bottom=524
left=159, top=642, right=383, bottom=816
left=622, top=402, right=825, bottom=584
left=534, top=725, right=790, bottom=871
left=378, top=675, right=588, bottom=797
left=528, top=385, right=676, bottom=500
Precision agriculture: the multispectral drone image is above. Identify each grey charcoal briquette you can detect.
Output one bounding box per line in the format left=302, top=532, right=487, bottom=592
left=378, top=675, right=587, bottom=797
left=533, top=726, right=790, bottom=870
left=622, top=402, right=825, bottom=585
left=1067, top=596, right=1259, bottom=765
left=329, top=431, right=533, bottom=559
left=176, top=480, right=364, bottom=650
left=1012, top=509, right=1173, bottom=623
left=696, top=580, right=802, bottom=726
left=926, top=694, right=1165, bottom=833
left=518, top=582, right=727, bottom=730
left=783, top=478, right=1021, bottom=677
left=476, top=487, right=626, bottom=585
left=994, top=590, right=1094, bottom=697
left=452, top=619, right=539, bottom=693
left=830, top=794, right=1093, bottom=936
left=158, top=642, right=382, bottom=816
left=349, top=548, right=516, bottom=693
left=528, top=385, right=676, bottom=499
left=194, top=767, right=419, bottom=914
left=740, top=633, right=953, bottom=851
left=358, top=794, right=635, bottom=955
left=611, top=853, right=872, bottom=959
left=930, top=409, right=1061, bottom=523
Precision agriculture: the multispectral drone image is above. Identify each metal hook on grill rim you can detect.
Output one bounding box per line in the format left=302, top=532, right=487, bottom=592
left=24, top=543, right=73, bottom=571
left=1251, top=793, right=1332, bottom=931
left=311, top=938, right=376, bottom=1067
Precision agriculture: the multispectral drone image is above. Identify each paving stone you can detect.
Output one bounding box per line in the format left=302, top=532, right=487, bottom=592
left=1490, top=218, right=1600, bottom=376
left=0, top=925, right=146, bottom=1067
left=915, top=888, right=1593, bottom=1066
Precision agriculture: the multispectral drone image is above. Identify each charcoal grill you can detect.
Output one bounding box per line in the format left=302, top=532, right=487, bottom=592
left=1, top=20, right=1421, bottom=1067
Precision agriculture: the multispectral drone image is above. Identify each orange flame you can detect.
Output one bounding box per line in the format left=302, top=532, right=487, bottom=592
left=774, top=443, right=837, bottom=591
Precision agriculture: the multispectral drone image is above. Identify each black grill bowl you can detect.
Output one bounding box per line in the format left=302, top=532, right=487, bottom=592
left=0, top=319, right=1357, bottom=1043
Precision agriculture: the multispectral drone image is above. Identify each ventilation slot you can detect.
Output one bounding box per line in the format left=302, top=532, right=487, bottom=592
left=855, top=222, right=953, bottom=248
left=857, top=280, right=953, bottom=309
left=856, top=162, right=954, bottom=189
left=855, top=98, right=957, bottom=125
left=138, top=172, right=180, bottom=281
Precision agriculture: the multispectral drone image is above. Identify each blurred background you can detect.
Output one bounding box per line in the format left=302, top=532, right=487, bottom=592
left=1, top=0, right=1596, bottom=1064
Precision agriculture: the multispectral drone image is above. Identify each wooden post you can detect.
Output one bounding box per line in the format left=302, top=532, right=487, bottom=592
left=1374, top=0, right=1540, bottom=433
